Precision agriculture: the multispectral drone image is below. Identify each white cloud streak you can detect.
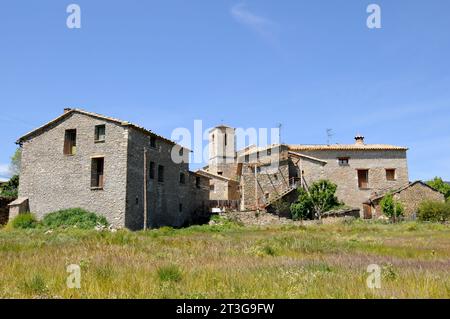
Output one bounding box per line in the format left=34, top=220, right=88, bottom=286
left=230, top=3, right=278, bottom=44
left=0, top=164, right=11, bottom=181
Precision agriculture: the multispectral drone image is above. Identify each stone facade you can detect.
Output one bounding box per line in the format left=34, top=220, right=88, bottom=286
left=369, top=181, right=445, bottom=218
left=16, top=109, right=209, bottom=230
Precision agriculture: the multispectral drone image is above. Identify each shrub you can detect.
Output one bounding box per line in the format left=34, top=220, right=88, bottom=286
left=426, top=177, right=450, bottom=201
left=380, top=193, right=404, bottom=222
left=41, top=208, right=108, bottom=229
left=20, top=274, right=48, bottom=296
left=417, top=200, right=450, bottom=223
left=290, top=180, right=341, bottom=220
left=157, top=265, right=182, bottom=282
left=10, top=213, right=38, bottom=229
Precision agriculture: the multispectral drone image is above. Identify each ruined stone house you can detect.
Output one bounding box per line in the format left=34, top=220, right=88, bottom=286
left=203, top=125, right=414, bottom=218
left=13, top=108, right=209, bottom=230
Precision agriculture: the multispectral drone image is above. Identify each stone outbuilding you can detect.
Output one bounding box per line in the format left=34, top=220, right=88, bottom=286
left=14, top=108, right=210, bottom=230
left=364, top=181, right=445, bottom=219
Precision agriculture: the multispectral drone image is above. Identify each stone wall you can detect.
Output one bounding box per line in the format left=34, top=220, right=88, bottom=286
left=372, top=182, right=445, bottom=218
left=297, top=149, right=409, bottom=212
left=19, top=112, right=129, bottom=228
left=0, top=196, right=16, bottom=225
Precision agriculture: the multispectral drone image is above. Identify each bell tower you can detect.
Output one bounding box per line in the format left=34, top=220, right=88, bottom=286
left=208, top=125, right=236, bottom=177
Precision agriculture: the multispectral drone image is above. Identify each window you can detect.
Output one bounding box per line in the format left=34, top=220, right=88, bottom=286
left=338, top=157, right=349, bottom=166
left=210, top=184, right=215, bottom=191
left=150, top=136, right=157, bottom=148
left=267, top=148, right=272, bottom=156
left=217, top=171, right=223, bottom=176
left=64, top=129, right=77, bottom=155
left=245, top=155, right=249, bottom=163
left=179, top=172, right=185, bottom=184
left=225, top=133, right=227, bottom=146
left=158, top=165, right=164, bottom=182
left=196, top=176, right=201, bottom=188
left=179, top=203, right=183, bottom=212
left=95, top=125, right=106, bottom=142
left=91, top=157, right=104, bottom=188
left=357, top=169, right=369, bottom=189
left=149, top=162, right=155, bottom=179
left=273, top=173, right=278, bottom=180
left=386, top=169, right=396, bottom=181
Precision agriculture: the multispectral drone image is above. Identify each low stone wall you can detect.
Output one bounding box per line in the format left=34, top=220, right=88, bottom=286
left=0, top=196, right=16, bottom=225
left=322, top=208, right=361, bottom=219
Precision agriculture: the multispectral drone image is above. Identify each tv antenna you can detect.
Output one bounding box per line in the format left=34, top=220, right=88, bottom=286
left=326, top=129, right=334, bottom=145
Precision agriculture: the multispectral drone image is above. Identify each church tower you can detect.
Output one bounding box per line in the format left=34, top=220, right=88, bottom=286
left=208, top=125, right=236, bottom=178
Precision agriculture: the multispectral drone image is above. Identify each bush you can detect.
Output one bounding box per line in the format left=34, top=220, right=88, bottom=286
left=380, top=193, right=404, bottom=222
left=10, top=213, right=38, bottom=229
left=426, top=177, right=450, bottom=201
left=41, top=208, right=108, bottom=229
left=417, top=200, right=450, bottom=223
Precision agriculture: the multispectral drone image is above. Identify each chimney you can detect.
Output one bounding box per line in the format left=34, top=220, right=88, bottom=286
left=355, top=134, right=365, bottom=145
left=64, top=108, right=72, bottom=114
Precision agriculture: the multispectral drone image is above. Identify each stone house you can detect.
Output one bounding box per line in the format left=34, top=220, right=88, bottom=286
left=365, top=181, right=445, bottom=219
left=204, top=125, right=415, bottom=218
left=15, top=108, right=209, bottom=230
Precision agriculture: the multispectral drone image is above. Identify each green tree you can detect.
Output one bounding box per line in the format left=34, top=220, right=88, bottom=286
left=1, top=175, right=19, bottom=198
left=426, top=177, right=450, bottom=201
left=272, top=198, right=291, bottom=219
left=380, top=193, right=404, bottom=222
left=10, top=148, right=22, bottom=175
left=290, top=180, right=341, bottom=220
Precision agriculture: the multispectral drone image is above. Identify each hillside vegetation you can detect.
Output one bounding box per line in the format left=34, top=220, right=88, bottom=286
left=0, top=218, right=449, bottom=298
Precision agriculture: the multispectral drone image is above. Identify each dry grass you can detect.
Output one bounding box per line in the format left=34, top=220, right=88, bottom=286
left=0, top=220, right=449, bottom=299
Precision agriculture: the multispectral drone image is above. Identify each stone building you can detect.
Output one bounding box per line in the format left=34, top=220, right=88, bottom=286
left=204, top=125, right=416, bottom=217
left=15, top=108, right=209, bottom=230
left=365, top=181, right=445, bottom=219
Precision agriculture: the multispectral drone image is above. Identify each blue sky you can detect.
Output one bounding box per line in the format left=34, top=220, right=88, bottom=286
left=0, top=0, right=449, bottom=181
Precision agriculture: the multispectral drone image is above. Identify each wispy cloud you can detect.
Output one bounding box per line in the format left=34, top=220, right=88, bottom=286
left=230, top=3, right=278, bottom=44
left=0, top=164, right=11, bottom=181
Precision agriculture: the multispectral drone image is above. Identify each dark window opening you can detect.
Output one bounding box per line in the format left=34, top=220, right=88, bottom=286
left=149, top=162, right=155, bottom=179
left=386, top=169, right=396, bottom=181
left=179, top=172, right=185, bottom=184
left=158, top=165, right=164, bottom=182
left=267, top=148, right=272, bottom=156
left=150, top=136, right=157, bottom=148
left=245, top=155, right=249, bottom=163
left=196, top=177, right=201, bottom=188
left=95, top=125, right=106, bottom=142
left=338, top=157, right=349, bottom=166
left=91, top=157, right=104, bottom=188
left=179, top=203, right=183, bottom=212
left=217, top=171, right=223, bottom=176
left=64, top=129, right=77, bottom=155
left=225, top=133, right=227, bottom=146
left=358, top=169, right=369, bottom=189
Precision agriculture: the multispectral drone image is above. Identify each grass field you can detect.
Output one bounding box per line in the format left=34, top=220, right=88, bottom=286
left=0, top=219, right=449, bottom=299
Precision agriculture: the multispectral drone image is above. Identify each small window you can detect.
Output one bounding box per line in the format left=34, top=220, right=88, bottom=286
left=179, top=203, right=183, bottom=212
left=91, top=157, right=104, bottom=188
left=217, top=171, right=223, bottom=176
left=210, top=184, right=215, bottom=191
left=64, top=129, right=77, bottom=155
left=358, top=169, right=369, bottom=189
left=245, top=155, right=249, bottom=163
left=95, top=125, right=106, bottom=142
left=386, top=169, right=396, bottom=181
left=149, top=162, right=155, bottom=179
left=150, top=136, right=157, bottom=148
left=225, top=133, right=227, bottom=146
left=158, top=165, right=164, bottom=182
left=179, top=172, right=185, bottom=184
left=267, top=148, right=272, bottom=156
left=196, top=176, right=201, bottom=189
left=338, top=157, right=349, bottom=166
left=273, top=174, right=278, bottom=180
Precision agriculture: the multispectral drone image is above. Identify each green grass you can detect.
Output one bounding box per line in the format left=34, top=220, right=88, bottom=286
left=0, top=219, right=449, bottom=298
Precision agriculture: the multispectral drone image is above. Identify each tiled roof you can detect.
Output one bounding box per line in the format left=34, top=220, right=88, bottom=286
left=367, top=181, right=441, bottom=203
left=288, top=144, right=408, bottom=151
left=17, top=108, right=183, bottom=148
left=195, top=169, right=238, bottom=182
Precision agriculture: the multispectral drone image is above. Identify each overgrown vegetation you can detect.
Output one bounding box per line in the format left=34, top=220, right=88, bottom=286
left=0, top=175, right=19, bottom=198
left=418, top=200, right=450, bottom=223
left=41, top=208, right=108, bottom=229
left=380, top=193, right=404, bottom=222
left=0, top=221, right=448, bottom=298
left=290, top=180, right=341, bottom=220
left=9, top=213, right=38, bottom=229
left=426, top=177, right=450, bottom=201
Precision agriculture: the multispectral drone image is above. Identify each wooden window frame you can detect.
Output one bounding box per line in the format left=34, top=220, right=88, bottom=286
left=91, top=157, right=105, bottom=189
left=64, top=129, right=77, bottom=156
left=386, top=168, right=396, bottom=181
left=357, top=169, right=369, bottom=189
left=94, top=124, right=106, bottom=143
